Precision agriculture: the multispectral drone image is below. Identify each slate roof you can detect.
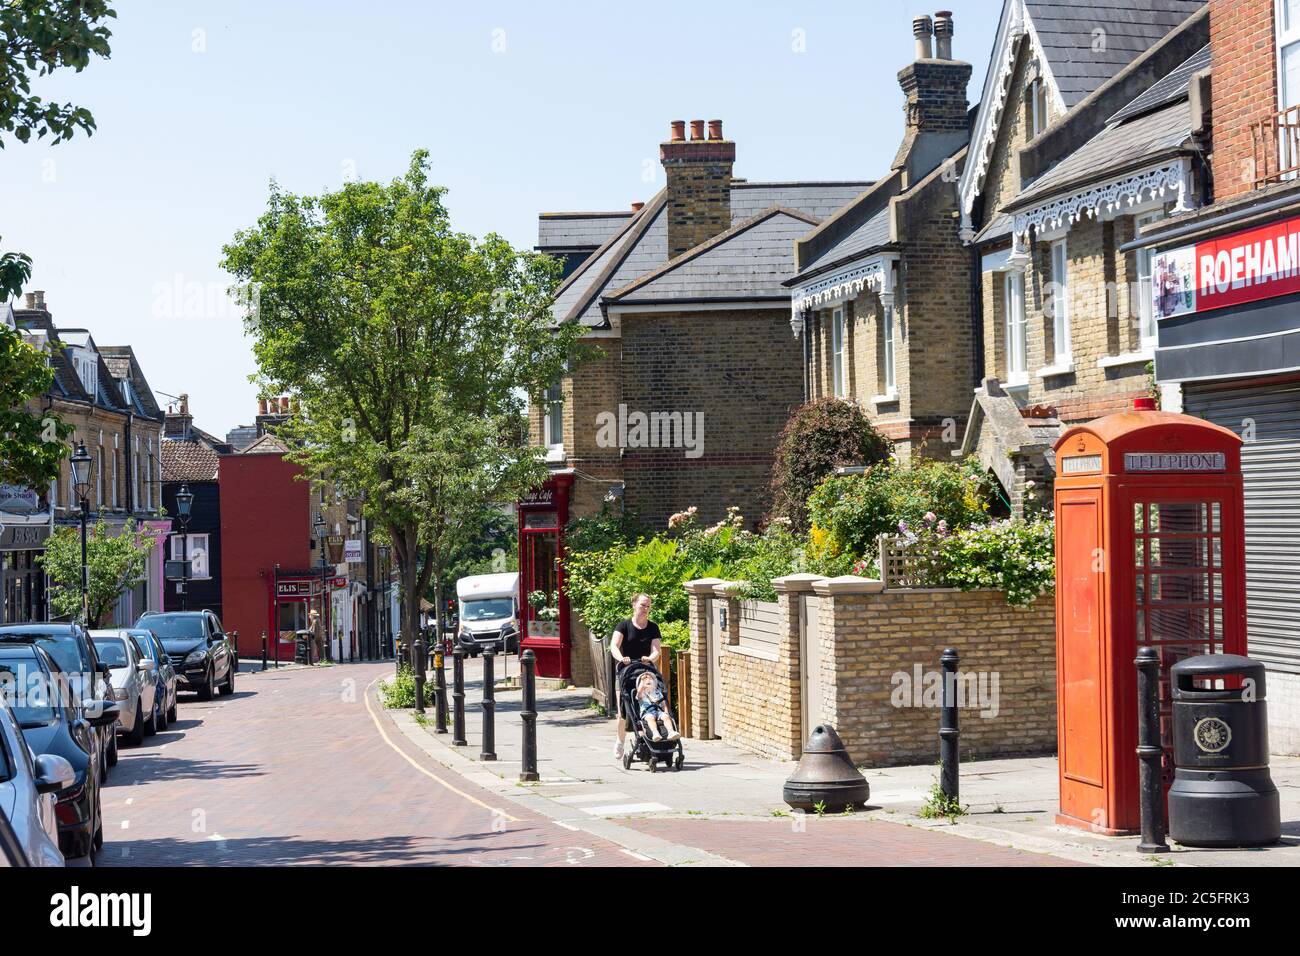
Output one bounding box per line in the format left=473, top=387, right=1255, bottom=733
left=729, top=182, right=871, bottom=223
left=795, top=206, right=893, bottom=280
left=1108, top=42, right=1209, bottom=123
left=1025, top=0, right=1206, bottom=109
left=550, top=181, right=867, bottom=327
left=604, top=208, right=820, bottom=307
left=974, top=211, right=1015, bottom=245
left=1008, top=98, right=1193, bottom=211
left=98, top=345, right=164, bottom=421
left=161, top=440, right=221, bottom=482
left=537, top=211, right=632, bottom=251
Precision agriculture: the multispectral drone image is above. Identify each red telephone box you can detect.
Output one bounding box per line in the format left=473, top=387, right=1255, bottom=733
left=517, top=473, right=574, bottom=680
left=1053, top=399, right=1247, bottom=835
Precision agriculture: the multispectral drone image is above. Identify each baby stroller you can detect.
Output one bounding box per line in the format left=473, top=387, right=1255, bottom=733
left=618, top=661, right=685, bottom=772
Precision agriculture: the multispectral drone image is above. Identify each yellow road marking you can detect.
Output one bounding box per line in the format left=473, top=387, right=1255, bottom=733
left=363, top=676, right=518, bottom=822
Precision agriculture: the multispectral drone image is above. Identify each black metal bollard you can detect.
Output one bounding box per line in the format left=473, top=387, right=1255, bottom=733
left=480, top=648, right=497, bottom=761
left=520, top=650, right=539, bottom=782
left=412, top=636, right=426, bottom=716
left=1135, top=646, right=1170, bottom=852
left=451, top=648, right=467, bottom=746
left=261, top=631, right=268, bottom=672
left=940, top=647, right=960, bottom=805
left=434, top=646, right=448, bottom=734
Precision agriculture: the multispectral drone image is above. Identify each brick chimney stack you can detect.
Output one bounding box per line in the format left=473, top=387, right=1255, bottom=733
left=892, top=12, right=972, bottom=185
left=660, top=118, right=736, bottom=259
left=164, top=392, right=194, bottom=440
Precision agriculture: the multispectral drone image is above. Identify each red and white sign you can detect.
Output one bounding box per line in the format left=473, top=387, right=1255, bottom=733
left=1154, top=213, right=1300, bottom=318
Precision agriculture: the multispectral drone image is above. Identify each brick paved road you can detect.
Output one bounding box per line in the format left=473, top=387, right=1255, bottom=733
left=619, top=818, right=1087, bottom=866
left=97, top=662, right=653, bottom=867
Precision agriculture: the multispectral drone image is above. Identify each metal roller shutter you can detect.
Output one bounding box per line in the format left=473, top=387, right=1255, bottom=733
left=1183, top=378, right=1300, bottom=673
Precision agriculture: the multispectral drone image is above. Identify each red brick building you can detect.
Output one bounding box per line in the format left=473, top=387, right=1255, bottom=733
left=217, top=434, right=313, bottom=659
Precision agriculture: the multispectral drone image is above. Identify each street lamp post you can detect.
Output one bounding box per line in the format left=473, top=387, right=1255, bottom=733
left=315, top=515, right=328, bottom=663
left=69, top=442, right=92, bottom=626
left=175, top=483, right=194, bottom=612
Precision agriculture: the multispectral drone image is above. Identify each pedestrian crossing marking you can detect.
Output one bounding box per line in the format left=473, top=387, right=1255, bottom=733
left=580, top=802, right=671, bottom=816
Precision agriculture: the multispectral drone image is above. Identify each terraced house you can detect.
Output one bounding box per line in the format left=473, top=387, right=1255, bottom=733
left=956, top=0, right=1208, bottom=512
left=785, top=12, right=976, bottom=461
left=521, top=123, right=868, bottom=679
left=9, top=291, right=169, bottom=625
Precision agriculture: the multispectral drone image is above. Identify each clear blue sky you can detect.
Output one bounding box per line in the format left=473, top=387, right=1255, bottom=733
left=3, top=0, right=1002, bottom=436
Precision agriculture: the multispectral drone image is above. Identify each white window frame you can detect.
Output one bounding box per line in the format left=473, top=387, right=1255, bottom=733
left=1004, top=271, right=1028, bottom=387
left=1030, top=77, right=1049, bottom=138
left=1135, top=211, right=1163, bottom=349
left=111, top=446, right=118, bottom=510
left=831, top=308, right=846, bottom=398
left=170, top=533, right=211, bottom=580
left=145, top=440, right=153, bottom=510
left=1277, top=3, right=1300, bottom=175
left=1049, top=238, right=1071, bottom=364
left=542, top=381, right=564, bottom=456
left=95, top=445, right=103, bottom=510
left=881, top=305, right=896, bottom=395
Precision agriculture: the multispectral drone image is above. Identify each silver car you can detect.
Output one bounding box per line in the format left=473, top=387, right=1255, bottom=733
left=89, top=631, right=157, bottom=747
left=0, top=695, right=70, bottom=867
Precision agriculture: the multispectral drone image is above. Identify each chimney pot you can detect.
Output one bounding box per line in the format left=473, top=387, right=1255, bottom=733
left=708, top=119, right=723, bottom=141
left=670, top=120, right=686, bottom=142
left=913, top=14, right=934, bottom=59
left=259, top=398, right=268, bottom=415
left=23, top=290, right=46, bottom=310
left=631, top=201, right=645, bottom=212
left=934, top=11, right=954, bottom=59
left=689, top=119, right=705, bottom=141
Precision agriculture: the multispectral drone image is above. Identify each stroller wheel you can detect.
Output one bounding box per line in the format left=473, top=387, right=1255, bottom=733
left=648, top=759, right=658, bottom=773
left=622, top=750, right=632, bottom=771
left=673, top=752, right=683, bottom=771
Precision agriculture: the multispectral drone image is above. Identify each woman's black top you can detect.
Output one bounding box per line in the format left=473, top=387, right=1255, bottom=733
left=614, top=618, right=661, bottom=662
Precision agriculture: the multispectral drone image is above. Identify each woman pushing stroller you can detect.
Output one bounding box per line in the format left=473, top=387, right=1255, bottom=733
left=611, top=593, right=666, bottom=759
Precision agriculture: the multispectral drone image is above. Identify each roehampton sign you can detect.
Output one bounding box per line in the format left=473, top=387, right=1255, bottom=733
left=1153, top=213, right=1300, bottom=319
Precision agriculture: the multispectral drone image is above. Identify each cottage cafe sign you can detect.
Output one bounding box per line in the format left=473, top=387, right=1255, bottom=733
left=1153, top=212, right=1300, bottom=318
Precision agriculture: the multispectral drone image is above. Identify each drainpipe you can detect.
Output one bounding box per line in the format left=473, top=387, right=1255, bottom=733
left=801, top=310, right=811, bottom=402
left=969, top=245, right=984, bottom=386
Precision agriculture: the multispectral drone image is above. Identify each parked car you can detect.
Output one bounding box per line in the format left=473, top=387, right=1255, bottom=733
left=89, top=632, right=156, bottom=746
left=0, top=624, right=118, bottom=780
left=134, top=611, right=235, bottom=700
left=0, top=644, right=118, bottom=861
left=0, top=694, right=70, bottom=867
left=127, top=628, right=178, bottom=731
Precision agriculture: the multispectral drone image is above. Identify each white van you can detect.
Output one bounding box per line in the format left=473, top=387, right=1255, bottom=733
left=454, top=572, right=520, bottom=656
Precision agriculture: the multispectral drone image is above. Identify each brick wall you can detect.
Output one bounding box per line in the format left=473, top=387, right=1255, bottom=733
left=1210, top=0, right=1277, bottom=200
left=684, top=576, right=1058, bottom=767
left=618, top=308, right=802, bottom=529
left=815, top=585, right=1057, bottom=766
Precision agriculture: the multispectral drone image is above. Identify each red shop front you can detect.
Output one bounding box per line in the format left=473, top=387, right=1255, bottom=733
left=517, top=473, right=573, bottom=680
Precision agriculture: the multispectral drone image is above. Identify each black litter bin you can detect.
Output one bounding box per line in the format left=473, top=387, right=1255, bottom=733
left=1167, top=653, right=1281, bottom=848
left=294, top=629, right=313, bottom=666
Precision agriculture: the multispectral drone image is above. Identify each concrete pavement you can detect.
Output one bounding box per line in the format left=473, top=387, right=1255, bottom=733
left=401, top=656, right=1300, bottom=867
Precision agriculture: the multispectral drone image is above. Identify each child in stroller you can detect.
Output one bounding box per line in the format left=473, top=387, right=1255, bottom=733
left=618, top=661, right=685, bottom=772
left=635, top=671, right=680, bottom=741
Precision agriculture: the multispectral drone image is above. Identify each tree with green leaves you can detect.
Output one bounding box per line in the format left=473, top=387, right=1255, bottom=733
left=1, top=0, right=116, bottom=150
left=1, top=1, right=116, bottom=487
left=39, top=519, right=155, bottom=626
left=1, top=319, right=69, bottom=489
left=221, top=151, right=585, bottom=661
